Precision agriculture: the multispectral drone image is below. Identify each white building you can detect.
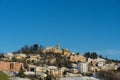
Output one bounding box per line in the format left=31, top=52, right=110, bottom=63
left=78, top=62, right=88, bottom=73
left=88, top=57, right=106, bottom=63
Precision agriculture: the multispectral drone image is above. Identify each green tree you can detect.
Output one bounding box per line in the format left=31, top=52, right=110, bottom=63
left=21, top=45, right=31, bottom=54
left=18, top=66, right=25, bottom=78
left=91, top=52, right=98, bottom=59
left=97, top=70, right=120, bottom=80
left=84, top=52, right=91, bottom=58
left=84, top=52, right=98, bottom=59
left=33, top=44, right=39, bottom=51
left=76, top=52, right=80, bottom=55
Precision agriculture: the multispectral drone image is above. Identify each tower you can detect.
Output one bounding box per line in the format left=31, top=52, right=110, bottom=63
left=56, top=44, right=60, bottom=50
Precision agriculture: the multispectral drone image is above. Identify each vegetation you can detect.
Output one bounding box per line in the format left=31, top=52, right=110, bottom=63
left=14, top=44, right=72, bottom=68
left=97, top=70, right=120, bottom=80
left=84, top=52, right=98, bottom=59
left=0, top=71, right=9, bottom=80
left=18, top=66, right=25, bottom=78
left=37, top=52, right=72, bottom=68
left=84, top=52, right=120, bottom=63
left=16, top=44, right=44, bottom=54
left=0, top=53, right=4, bottom=58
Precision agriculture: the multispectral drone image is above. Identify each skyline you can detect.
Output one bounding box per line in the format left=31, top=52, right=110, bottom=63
left=0, top=0, right=120, bottom=60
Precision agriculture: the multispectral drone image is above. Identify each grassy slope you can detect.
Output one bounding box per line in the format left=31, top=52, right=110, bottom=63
left=0, top=71, right=9, bottom=80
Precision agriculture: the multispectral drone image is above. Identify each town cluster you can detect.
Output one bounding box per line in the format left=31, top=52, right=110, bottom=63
left=0, top=44, right=120, bottom=80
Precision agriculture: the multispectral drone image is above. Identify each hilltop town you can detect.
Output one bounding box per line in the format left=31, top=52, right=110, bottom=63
left=0, top=44, right=120, bottom=80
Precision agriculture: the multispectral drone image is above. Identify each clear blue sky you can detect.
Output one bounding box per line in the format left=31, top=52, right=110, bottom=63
left=0, top=0, right=120, bottom=60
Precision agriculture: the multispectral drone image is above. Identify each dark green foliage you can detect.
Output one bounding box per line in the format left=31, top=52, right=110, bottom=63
left=76, top=52, right=80, bottom=55
left=19, top=44, right=44, bottom=54
left=99, top=55, right=103, bottom=58
left=84, top=52, right=98, bottom=59
left=63, top=71, right=67, bottom=76
left=18, top=66, right=25, bottom=78
left=21, top=45, right=31, bottom=54
left=33, top=44, right=39, bottom=51
left=45, top=74, right=56, bottom=80
left=0, top=53, right=4, bottom=58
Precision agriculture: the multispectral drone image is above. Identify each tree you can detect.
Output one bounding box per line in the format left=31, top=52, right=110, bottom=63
left=39, top=45, right=44, bottom=51
left=99, top=55, right=103, bottom=58
left=0, top=53, right=4, bottom=58
left=21, top=45, right=31, bottom=54
left=63, top=71, right=67, bottom=77
left=76, top=52, right=80, bottom=55
left=91, top=52, right=98, bottom=59
left=84, top=52, right=98, bottom=59
left=97, top=70, right=120, bottom=80
left=33, top=44, right=39, bottom=51
left=18, top=66, right=25, bottom=78
left=84, top=52, right=91, bottom=58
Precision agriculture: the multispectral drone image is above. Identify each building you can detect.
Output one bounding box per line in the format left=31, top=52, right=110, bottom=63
left=62, top=49, right=70, bottom=56
left=88, top=57, right=106, bottom=64
left=13, top=53, right=27, bottom=60
left=0, top=61, right=23, bottom=71
left=78, top=62, right=88, bottom=73
left=26, top=54, right=40, bottom=63
left=10, top=62, right=23, bottom=71
left=42, top=44, right=62, bottom=53
left=69, top=55, right=86, bottom=62
left=4, top=53, right=13, bottom=61
left=0, top=61, right=10, bottom=71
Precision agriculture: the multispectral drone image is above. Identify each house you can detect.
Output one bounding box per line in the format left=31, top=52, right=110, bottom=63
left=51, top=69, right=63, bottom=78
left=0, top=61, right=23, bottom=71
left=0, top=61, right=10, bottom=71
left=42, top=44, right=62, bottom=54
left=26, top=54, right=40, bottom=62
left=35, top=67, right=43, bottom=72
left=88, top=57, right=106, bottom=64
left=70, top=63, right=78, bottom=68
left=78, top=62, right=88, bottom=73
left=47, top=66, right=58, bottom=70
left=27, top=64, right=36, bottom=72
left=69, top=55, right=86, bottom=62
left=62, top=49, right=70, bottom=56
left=4, top=53, right=13, bottom=61
left=70, top=68, right=78, bottom=74
left=13, top=53, right=27, bottom=60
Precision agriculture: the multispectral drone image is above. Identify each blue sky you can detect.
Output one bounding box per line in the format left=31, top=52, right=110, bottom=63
left=0, top=0, right=120, bottom=60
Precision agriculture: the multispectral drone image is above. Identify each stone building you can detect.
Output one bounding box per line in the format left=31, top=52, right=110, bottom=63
left=0, top=61, right=23, bottom=71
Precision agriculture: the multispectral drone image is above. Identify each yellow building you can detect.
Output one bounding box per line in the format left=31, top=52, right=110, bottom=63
left=42, top=44, right=63, bottom=54
left=69, top=55, right=86, bottom=62
left=13, top=54, right=26, bottom=60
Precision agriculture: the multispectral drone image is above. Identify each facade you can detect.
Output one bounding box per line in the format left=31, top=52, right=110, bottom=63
left=78, top=62, right=88, bottom=73
left=13, top=53, right=26, bottom=59
left=43, top=44, right=63, bottom=53
left=0, top=61, right=23, bottom=71
left=27, top=54, right=40, bottom=62
left=0, top=61, right=10, bottom=71
left=10, top=62, right=23, bottom=71
left=62, top=49, right=70, bottom=56
left=69, top=55, right=86, bottom=62
left=4, top=53, right=13, bottom=61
